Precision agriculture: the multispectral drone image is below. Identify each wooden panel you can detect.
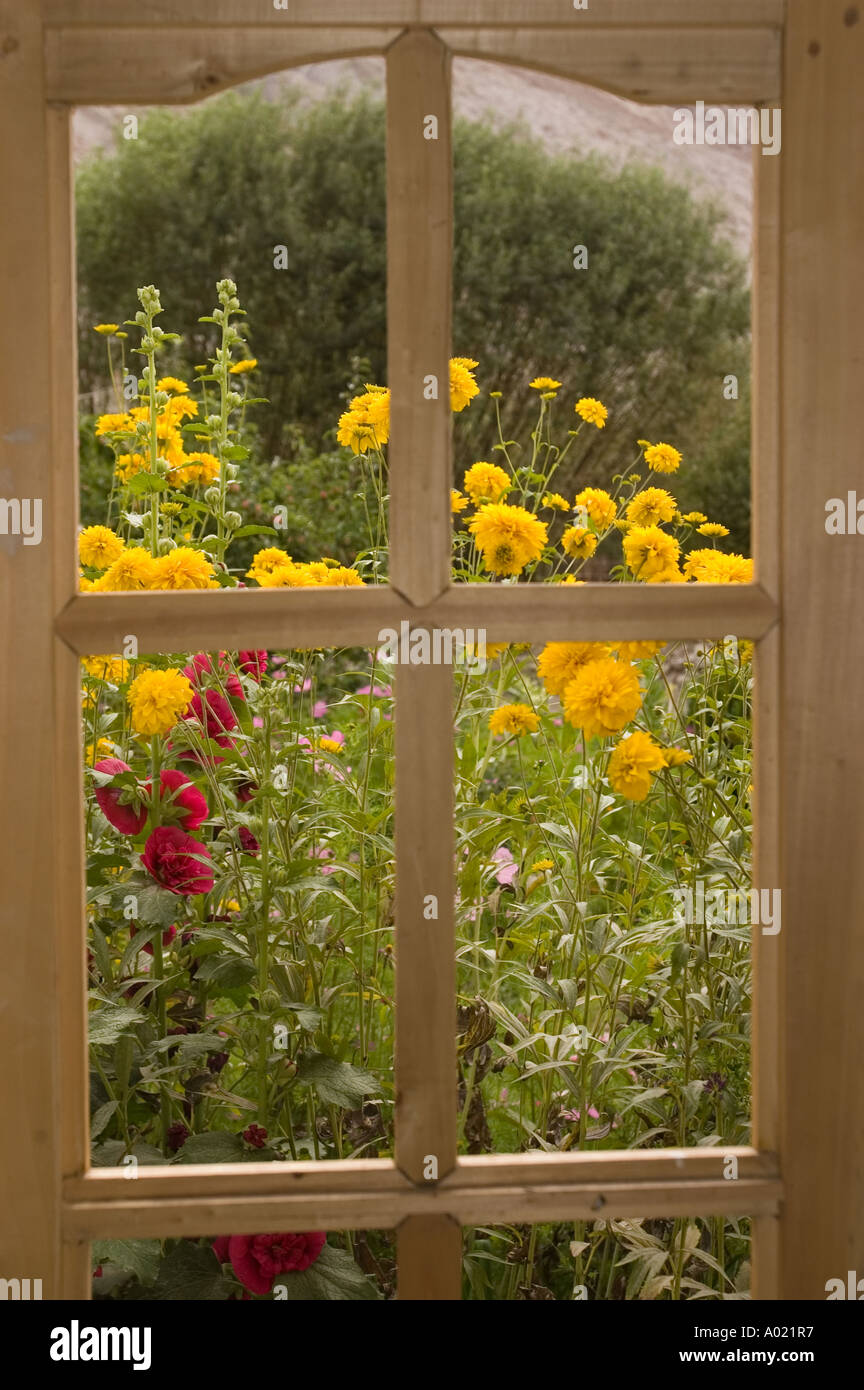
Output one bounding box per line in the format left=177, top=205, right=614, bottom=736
left=776, top=0, right=864, bottom=1300
left=394, top=659, right=457, bottom=1180
left=440, top=27, right=781, bottom=104
left=45, top=27, right=400, bottom=105
left=42, top=1, right=787, bottom=30
left=47, top=103, right=93, bottom=1300
left=0, top=0, right=61, bottom=1298
left=56, top=584, right=779, bottom=658
left=397, top=1216, right=461, bottom=1299
left=63, top=1148, right=781, bottom=1239
left=387, top=30, right=452, bottom=606
left=750, top=130, right=782, bottom=1302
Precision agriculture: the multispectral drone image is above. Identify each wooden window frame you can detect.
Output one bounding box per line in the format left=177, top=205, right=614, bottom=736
left=1, top=0, right=860, bottom=1301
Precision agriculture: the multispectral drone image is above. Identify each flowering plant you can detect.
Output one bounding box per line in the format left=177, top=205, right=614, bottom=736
left=86, top=286, right=753, bottom=1301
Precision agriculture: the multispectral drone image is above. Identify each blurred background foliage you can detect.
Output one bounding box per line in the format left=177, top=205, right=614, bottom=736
left=77, top=89, right=751, bottom=553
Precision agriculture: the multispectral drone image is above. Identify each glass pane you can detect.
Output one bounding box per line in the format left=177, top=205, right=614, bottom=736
left=455, top=635, right=754, bottom=1155
left=84, top=646, right=395, bottom=1166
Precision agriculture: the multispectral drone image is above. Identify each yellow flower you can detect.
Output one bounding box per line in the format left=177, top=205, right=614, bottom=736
left=530, top=377, right=562, bottom=391
left=623, top=525, right=680, bottom=581
left=337, top=387, right=390, bottom=455
left=681, top=511, right=707, bottom=524
left=575, top=397, right=608, bottom=428
left=644, top=441, right=682, bottom=474
left=626, top=488, right=677, bottom=527
left=94, top=548, right=159, bottom=591
left=149, top=547, right=215, bottom=590
left=739, top=640, right=754, bottom=663
left=696, top=522, right=730, bottom=537
left=528, top=858, right=554, bottom=874
left=468, top=503, right=547, bottom=577
left=608, top=640, right=665, bottom=662
left=489, top=703, right=540, bottom=737
left=127, top=668, right=193, bottom=737
left=542, top=493, right=570, bottom=512
left=451, top=490, right=469, bottom=514
left=78, top=525, right=126, bottom=571
left=95, top=411, right=135, bottom=438
left=247, top=547, right=294, bottom=582
left=317, top=736, right=343, bottom=754
left=229, top=358, right=258, bottom=374
left=561, top=526, right=597, bottom=561
left=574, top=487, right=617, bottom=530
left=323, top=566, right=365, bottom=587
left=178, top=451, right=220, bottom=486
left=157, top=376, right=190, bottom=394
left=683, top=549, right=753, bottom=584
left=114, top=452, right=148, bottom=483
left=537, top=641, right=608, bottom=698
left=93, top=323, right=119, bottom=335
left=608, top=730, right=667, bottom=801
left=450, top=357, right=480, bottom=412
left=82, top=655, right=130, bottom=684
left=162, top=395, right=199, bottom=425
left=663, top=747, right=694, bottom=767
left=562, top=657, right=642, bottom=738
left=86, top=737, right=114, bottom=765
left=78, top=573, right=97, bottom=592
left=464, top=461, right=511, bottom=504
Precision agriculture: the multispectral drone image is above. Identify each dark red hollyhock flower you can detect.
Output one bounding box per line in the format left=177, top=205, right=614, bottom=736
left=212, top=1233, right=326, bottom=1295
left=166, top=1122, right=190, bottom=1152
left=238, top=650, right=267, bottom=681
left=188, top=689, right=239, bottom=747
left=142, top=826, right=215, bottom=896
left=130, top=923, right=177, bottom=956
left=236, top=781, right=258, bottom=804
left=207, top=1050, right=229, bottom=1075
left=93, top=1266, right=103, bottom=1278
left=239, top=826, right=260, bottom=857
left=242, top=1123, right=268, bottom=1149
left=144, top=768, right=209, bottom=831
left=93, top=758, right=147, bottom=836
left=183, top=651, right=244, bottom=700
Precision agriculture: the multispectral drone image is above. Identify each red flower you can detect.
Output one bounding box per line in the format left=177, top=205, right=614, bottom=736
left=239, top=826, right=260, bottom=857
left=236, top=781, right=258, bottom=804
left=166, top=1121, right=190, bottom=1152
left=144, top=769, right=209, bottom=831
left=212, top=1233, right=326, bottom=1295
left=183, top=651, right=244, bottom=701
left=93, top=758, right=146, bottom=836
left=188, top=689, right=239, bottom=747
left=130, top=923, right=177, bottom=956
left=238, top=650, right=267, bottom=680
left=142, top=826, right=214, bottom=896
left=242, top=1123, right=268, bottom=1148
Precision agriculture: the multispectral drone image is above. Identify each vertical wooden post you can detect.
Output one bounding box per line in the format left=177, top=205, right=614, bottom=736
left=386, top=28, right=453, bottom=607
left=777, top=0, right=864, bottom=1297
left=0, top=0, right=62, bottom=1296
left=397, top=1215, right=462, bottom=1300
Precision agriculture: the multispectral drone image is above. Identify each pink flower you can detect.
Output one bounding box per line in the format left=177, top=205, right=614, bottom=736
left=183, top=652, right=243, bottom=701
left=356, top=683, right=391, bottom=698
left=491, top=846, right=518, bottom=886
left=93, top=758, right=147, bottom=836
left=312, top=700, right=328, bottom=719
left=238, top=650, right=267, bottom=680
left=213, top=1232, right=326, bottom=1295
left=294, top=678, right=312, bottom=694
left=142, top=826, right=214, bottom=896
left=188, top=689, right=238, bottom=747
left=145, top=769, right=208, bottom=831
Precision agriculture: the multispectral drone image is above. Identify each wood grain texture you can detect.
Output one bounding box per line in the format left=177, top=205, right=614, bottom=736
left=386, top=30, right=452, bottom=605
left=0, top=0, right=61, bottom=1298
left=775, top=0, right=864, bottom=1300
left=42, top=1, right=787, bottom=30
left=397, top=1215, right=461, bottom=1299
left=394, top=658, right=457, bottom=1181
left=439, top=27, right=781, bottom=105
left=56, top=584, right=779, bottom=658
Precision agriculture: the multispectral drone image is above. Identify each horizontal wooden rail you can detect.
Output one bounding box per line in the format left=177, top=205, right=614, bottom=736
left=63, top=1148, right=781, bottom=1240
left=55, top=583, right=779, bottom=656
left=42, top=2, right=786, bottom=30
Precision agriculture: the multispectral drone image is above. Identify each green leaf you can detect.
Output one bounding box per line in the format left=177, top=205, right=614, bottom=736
left=195, top=954, right=256, bottom=991
left=136, top=885, right=181, bottom=928
left=273, top=1244, right=381, bottom=1301
left=174, top=1131, right=244, bottom=1165
left=90, top=1100, right=118, bottom=1139
left=89, top=1004, right=145, bottom=1046
left=221, top=444, right=250, bottom=460
left=229, top=525, right=277, bottom=540
left=92, top=1239, right=162, bottom=1285
left=125, top=472, right=169, bottom=496
left=296, top=1052, right=378, bottom=1108
left=151, top=1241, right=231, bottom=1300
